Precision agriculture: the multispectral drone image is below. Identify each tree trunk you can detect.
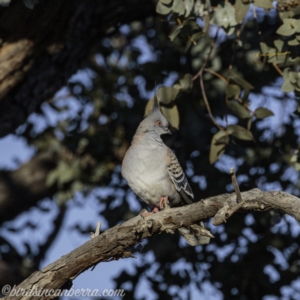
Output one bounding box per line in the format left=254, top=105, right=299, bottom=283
left=0, top=0, right=155, bottom=137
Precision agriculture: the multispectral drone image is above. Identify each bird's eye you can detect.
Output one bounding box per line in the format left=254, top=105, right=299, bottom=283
left=155, top=120, right=162, bottom=126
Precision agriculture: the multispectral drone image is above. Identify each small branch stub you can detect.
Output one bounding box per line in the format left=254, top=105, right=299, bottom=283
left=230, top=167, right=243, bottom=204
left=90, top=221, right=101, bottom=239
left=213, top=169, right=247, bottom=225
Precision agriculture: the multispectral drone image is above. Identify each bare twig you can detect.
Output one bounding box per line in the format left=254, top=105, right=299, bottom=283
left=193, top=28, right=222, bottom=130
left=192, top=27, right=220, bottom=81
left=204, top=68, right=227, bottom=83
left=272, top=63, right=284, bottom=76
left=230, top=167, right=243, bottom=204
left=213, top=168, right=246, bottom=224
left=199, top=73, right=222, bottom=130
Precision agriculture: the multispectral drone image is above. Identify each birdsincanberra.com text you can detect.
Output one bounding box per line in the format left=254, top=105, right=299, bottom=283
left=2, top=285, right=126, bottom=298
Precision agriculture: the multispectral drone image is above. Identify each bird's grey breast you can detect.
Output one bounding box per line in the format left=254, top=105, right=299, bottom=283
left=122, top=139, right=175, bottom=206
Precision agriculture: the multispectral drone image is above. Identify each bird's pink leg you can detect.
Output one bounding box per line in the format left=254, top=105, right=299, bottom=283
left=159, top=196, right=169, bottom=209
left=140, top=197, right=169, bottom=217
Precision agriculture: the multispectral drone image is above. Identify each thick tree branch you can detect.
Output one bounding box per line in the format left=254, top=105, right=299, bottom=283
left=4, top=188, right=300, bottom=300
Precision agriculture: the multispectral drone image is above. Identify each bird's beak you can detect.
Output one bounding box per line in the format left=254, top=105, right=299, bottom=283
left=164, top=128, right=172, bottom=135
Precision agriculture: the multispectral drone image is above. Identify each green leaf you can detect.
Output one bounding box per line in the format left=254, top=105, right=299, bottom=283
left=291, top=150, right=300, bottom=170
left=56, top=190, right=73, bottom=205
left=279, top=11, right=294, bottom=20
left=23, top=0, right=39, bottom=9
left=281, top=69, right=295, bottom=92
left=297, top=20, right=300, bottom=33
left=211, top=2, right=237, bottom=29
left=157, top=86, right=179, bottom=104
left=169, top=25, right=183, bottom=41
left=297, top=74, right=300, bottom=87
left=191, top=31, right=203, bottom=42
left=266, top=47, right=288, bottom=64
left=254, top=107, right=274, bottom=119
left=277, top=24, right=294, bottom=36
left=247, top=117, right=253, bottom=130
left=172, top=0, right=185, bottom=14
left=215, top=134, right=229, bottom=145
left=254, top=0, right=273, bottom=9
left=209, top=130, right=227, bottom=164
left=229, top=72, right=254, bottom=90
left=156, top=1, right=172, bottom=14
left=179, top=73, right=193, bottom=90
left=182, top=19, right=200, bottom=29
left=144, top=98, right=180, bottom=129
left=288, top=71, right=298, bottom=83
left=281, top=79, right=294, bottom=92
left=283, top=67, right=290, bottom=79
left=276, top=19, right=297, bottom=36
left=274, top=40, right=284, bottom=52
left=56, top=161, right=75, bottom=187
left=288, top=39, right=299, bottom=46
left=235, top=0, right=249, bottom=23
left=291, top=150, right=299, bottom=163
left=184, top=39, right=192, bottom=52
left=293, top=5, right=300, bottom=16
left=161, top=0, right=172, bottom=4
left=227, top=101, right=251, bottom=119
left=161, top=105, right=180, bottom=129
left=46, top=169, right=59, bottom=187
left=194, top=0, right=208, bottom=17
left=71, top=180, right=84, bottom=192
left=227, top=124, right=254, bottom=141
left=58, top=168, right=74, bottom=186
left=144, top=87, right=179, bottom=116
left=144, top=98, right=154, bottom=116
left=0, top=0, right=10, bottom=6
left=225, top=27, right=236, bottom=35
left=225, top=84, right=241, bottom=98
left=192, top=58, right=201, bottom=69
left=260, top=42, right=268, bottom=54
left=184, top=0, right=194, bottom=17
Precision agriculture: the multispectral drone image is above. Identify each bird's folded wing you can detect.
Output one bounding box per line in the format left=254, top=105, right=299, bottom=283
left=167, top=149, right=193, bottom=204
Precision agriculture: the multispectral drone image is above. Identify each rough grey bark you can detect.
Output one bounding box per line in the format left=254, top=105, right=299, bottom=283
left=3, top=188, right=300, bottom=300
left=0, top=0, right=155, bottom=137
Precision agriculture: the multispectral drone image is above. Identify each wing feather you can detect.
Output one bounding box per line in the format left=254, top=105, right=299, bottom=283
left=167, top=149, right=194, bottom=204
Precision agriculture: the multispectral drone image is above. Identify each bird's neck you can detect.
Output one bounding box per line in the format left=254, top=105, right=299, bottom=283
left=132, top=130, right=164, bottom=146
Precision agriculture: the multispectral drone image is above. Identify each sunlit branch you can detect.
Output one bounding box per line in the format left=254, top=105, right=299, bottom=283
left=6, top=188, right=300, bottom=300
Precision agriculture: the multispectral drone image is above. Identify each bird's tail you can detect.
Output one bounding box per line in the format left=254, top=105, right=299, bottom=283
left=178, top=222, right=213, bottom=246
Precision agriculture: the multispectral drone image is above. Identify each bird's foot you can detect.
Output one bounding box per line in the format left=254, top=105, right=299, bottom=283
left=140, top=207, right=159, bottom=217
left=159, top=196, right=169, bottom=210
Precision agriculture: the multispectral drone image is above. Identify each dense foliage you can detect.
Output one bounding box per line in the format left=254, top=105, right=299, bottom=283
left=1, top=0, right=300, bottom=299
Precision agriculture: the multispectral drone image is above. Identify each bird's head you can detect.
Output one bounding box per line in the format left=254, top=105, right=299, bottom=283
left=137, top=94, right=171, bottom=137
